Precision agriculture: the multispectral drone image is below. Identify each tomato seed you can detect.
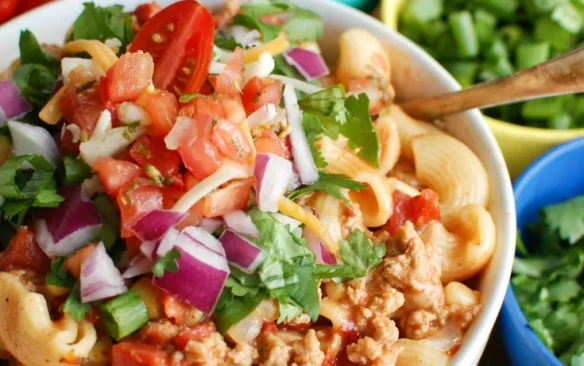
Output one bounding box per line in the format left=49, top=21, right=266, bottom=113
left=151, top=33, right=163, bottom=43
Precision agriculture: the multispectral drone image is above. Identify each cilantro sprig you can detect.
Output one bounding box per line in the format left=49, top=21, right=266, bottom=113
left=64, top=282, right=93, bottom=321
left=287, top=173, right=366, bottom=206
left=71, top=3, right=134, bottom=50
left=152, top=249, right=181, bottom=278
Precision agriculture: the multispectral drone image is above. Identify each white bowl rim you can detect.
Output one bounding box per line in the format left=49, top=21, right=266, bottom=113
left=0, top=1, right=517, bottom=365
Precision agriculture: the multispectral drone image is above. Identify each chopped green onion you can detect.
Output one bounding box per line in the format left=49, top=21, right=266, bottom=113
left=484, top=37, right=508, bottom=61
left=476, top=0, right=518, bottom=18
left=473, top=9, right=497, bottom=44
left=59, top=156, right=92, bottom=185
left=448, top=11, right=480, bottom=58
left=547, top=114, right=573, bottom=129
left=421, top=19, right=449, bottom=45
left=444, top=61, right=479, bottom=88
left=478, top=58, right=514, bottom=81
left=535, top=17, right=576, bottom=52
left=551, top=3, right=583, bottom=34
left=516, top=42, right=550, bottom=70
left=521, top=97, right=565, bottom=120
left=100, top=290, right=149, bottom=341
left=401, top=0, right=444, bottom=26
left=498, top=25, right=524, bottom=52
left=0, top=155, right=56, bottom=199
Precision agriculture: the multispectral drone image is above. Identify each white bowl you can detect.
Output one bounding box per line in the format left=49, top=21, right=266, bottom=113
left=0, top=1, right=516, bottom=364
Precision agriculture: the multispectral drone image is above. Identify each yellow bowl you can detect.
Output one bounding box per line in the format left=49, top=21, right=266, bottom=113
left=379, top=0, right=584, bottom=179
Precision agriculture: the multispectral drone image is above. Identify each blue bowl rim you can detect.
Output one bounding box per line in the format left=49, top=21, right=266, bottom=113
left=503, top=137, right=584, bottom=365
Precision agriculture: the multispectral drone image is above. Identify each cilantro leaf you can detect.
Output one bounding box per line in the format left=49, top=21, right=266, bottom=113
left=287, top=173, right=365, bottom=206
left=19, top=30, right=59, bottom=72
left=239, top=1, right=323, bottom=42
left=215, top=36, right=243, bottom=51
left=300, top=87, right=379, bottom=166
left=93, top=194, right=120, bottom=250
left=314, top=229, right=386, bottom=281
left=225, top=267, right=263, bottom=297
left=64, top=282, right=93, bottom=321
left=46, top=258, right=76, bottom=289
left=232, top=14, right=281, bottom=42
left=248, top=208, right=320, bottom=321
left=71, top=3, right=134, bottom=49
left=278, top=301, right=303, bottom=323
left=152, top=249, right=181, bottom=278
left=13, top=64, right=58, bottom=110
left=214, top=286, right=266, bottom=334
left=542, top=196, right=584, bottom=244
left=302, top=113, right=327, bottom=169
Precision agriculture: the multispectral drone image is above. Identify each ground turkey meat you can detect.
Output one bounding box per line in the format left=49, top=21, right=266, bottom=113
left=347, top=315, right=403, bottom=365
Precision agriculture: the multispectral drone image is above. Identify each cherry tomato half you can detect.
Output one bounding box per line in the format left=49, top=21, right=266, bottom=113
left=129, top=0, right=215, bottom=94
left=0, top=0, right=18, bottom=24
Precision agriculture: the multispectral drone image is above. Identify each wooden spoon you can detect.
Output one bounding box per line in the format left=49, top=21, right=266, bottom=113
left=400, top=46, right=584, bottom=121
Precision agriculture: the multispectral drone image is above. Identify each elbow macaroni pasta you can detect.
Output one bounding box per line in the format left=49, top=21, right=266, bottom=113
left=395, top=339, right=449, bottom=366
left=63, top=40, right=118, bottom=72
left=0, top=273, right=96, bottom=366
left=318, top=137, right=392, bottom=227
left=376, top=108, right=401, bottom=175
left=336, top=28, right=391, bottom=85
left=411, top=133, right=489, bottom=219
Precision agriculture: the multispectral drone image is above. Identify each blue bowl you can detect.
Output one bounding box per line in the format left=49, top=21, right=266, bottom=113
left=500, top=137, right=584, bottom=365
left=335, top=0, right=378, bottom=12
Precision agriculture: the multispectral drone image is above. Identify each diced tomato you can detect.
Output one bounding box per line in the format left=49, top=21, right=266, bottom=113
left=204, top=179, right=252, bottom=218
left=117, top=179, right=164, bottom=238
left=0, top=0, right=18, bottom=23
left=133, top=2, right=162, bottom=26
left=386, top=189, right=441, bottom=236
left=60, top=128, right=80, bottom=156
left=93, top=157, right=143, bottom=197
left=221, top=97, right=246, bottom=124
left=104, top=53, right=154, bottom=104
left=211, top=119, right=254, bottom=162
left=183, top=172, right=198, bottom=191
left=130, top=136, right=180, bottom=178
left=126, top=236, right=143, bottom=258
left=161, top=292, right=190, bottom=326
left=129, top=1, right=215, bottom=94
left=254, top=129, right=290, bottom=159
left=161, top=186, right=184, bottom=210
left=144, top=90, right=178, bottom=137
left=59, top=71, right=104, bottom=138
left=215, top=48, right=244, bottom=96
left=65, top=244, right=96, bottom=279
left=176, top=201, right=205, bottom=231
left=112, top=341, right=168, bottom=366
left=140, top=322, right=175, bottom=346
left=172, top=322, right=216, bottom=350
left=241, top=77, right=283, bottom=115
left=262, top=321, right=278, bottom=334
left=0, top=227, right=50, bottom=273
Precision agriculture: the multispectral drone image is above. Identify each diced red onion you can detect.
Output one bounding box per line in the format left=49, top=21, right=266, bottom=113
left=303, top=227, right=336, bottom=265
left=122, top=255, right=152, bottom=278
left=80, top=242, right=127, bottom=303
left=140, top=240, right=158, bottom=261
left=283, top=48, right=330, bottom=81
left=283, top=84, right=318, bottom=185
left=223, top=210, right=259, bottom=238
left=219, top=230, right=265, bottom=274
left=156, top=228, right=180, bottom=258
left=34, top=186, right=102, bottom=257
left=199, top=218, right=224, bottom=234
left=0, top=81, right=32, bottom=125
left=165, top=116, right=194, bottom=151
left=128, top=209, right=186, bottom=241
left=272, top=213, right=301, bottom=230
left=254, top=153, right=293, bottom=212
left=8, top=120, right=60, bottom=167
left=118, top=102, right=151, bottom=126
left=153, top=232, right=230, bottom=314
left=182, top=226, right=226, bottom=256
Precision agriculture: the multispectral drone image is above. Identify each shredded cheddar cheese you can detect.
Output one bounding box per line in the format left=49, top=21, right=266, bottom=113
left=39, top=87, right=65, bottom=125
left=64, top=40, right=119, bottom=71
left=244, top=34, right=290, bottom=64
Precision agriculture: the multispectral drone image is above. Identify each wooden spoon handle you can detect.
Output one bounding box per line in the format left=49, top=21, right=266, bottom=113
left=400, top=46, right=584, bottom=121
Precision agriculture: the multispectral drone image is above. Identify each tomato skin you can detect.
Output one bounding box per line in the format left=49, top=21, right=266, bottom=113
left=161, top=186, right=184, bottom=210
left=172, top=322, right=216, bottom=350
left=93, top=157, right=143, bottom=197
left=125, top=236, right=143, bottom=258
left=241, top=77, right=283, bottom=115
left=59, top=70, right=104, bottom=138
left=386, top=189, right=441, bottom=236
left=204, top=179, right=252, bottom=218
left=130, top=136, right=180, bottom=178
left=105, top=53, right=154, bottom=104
left=117, top=179, right=164, bottom=238
left=111, top=341, right=169, bottom=366
left=211, top=119, right=254, bottom=162
left=129, top=1, right=215, bottom=94
left=254, top=129, right=290, bottom=159
left=16, top=0, right=53, bottom=14
left=145, top=91, right=178, bottom=137
left=215, top=48, right=244, bottom=96
left=133, top=2, right=161, bottom=27
left=0, top=0, right=17, bottom=24
left=65, top=244, right=96, bottom=279
left=0, top=227, right=50, bottom=273
left=161, top=292, right=190, bottom=326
